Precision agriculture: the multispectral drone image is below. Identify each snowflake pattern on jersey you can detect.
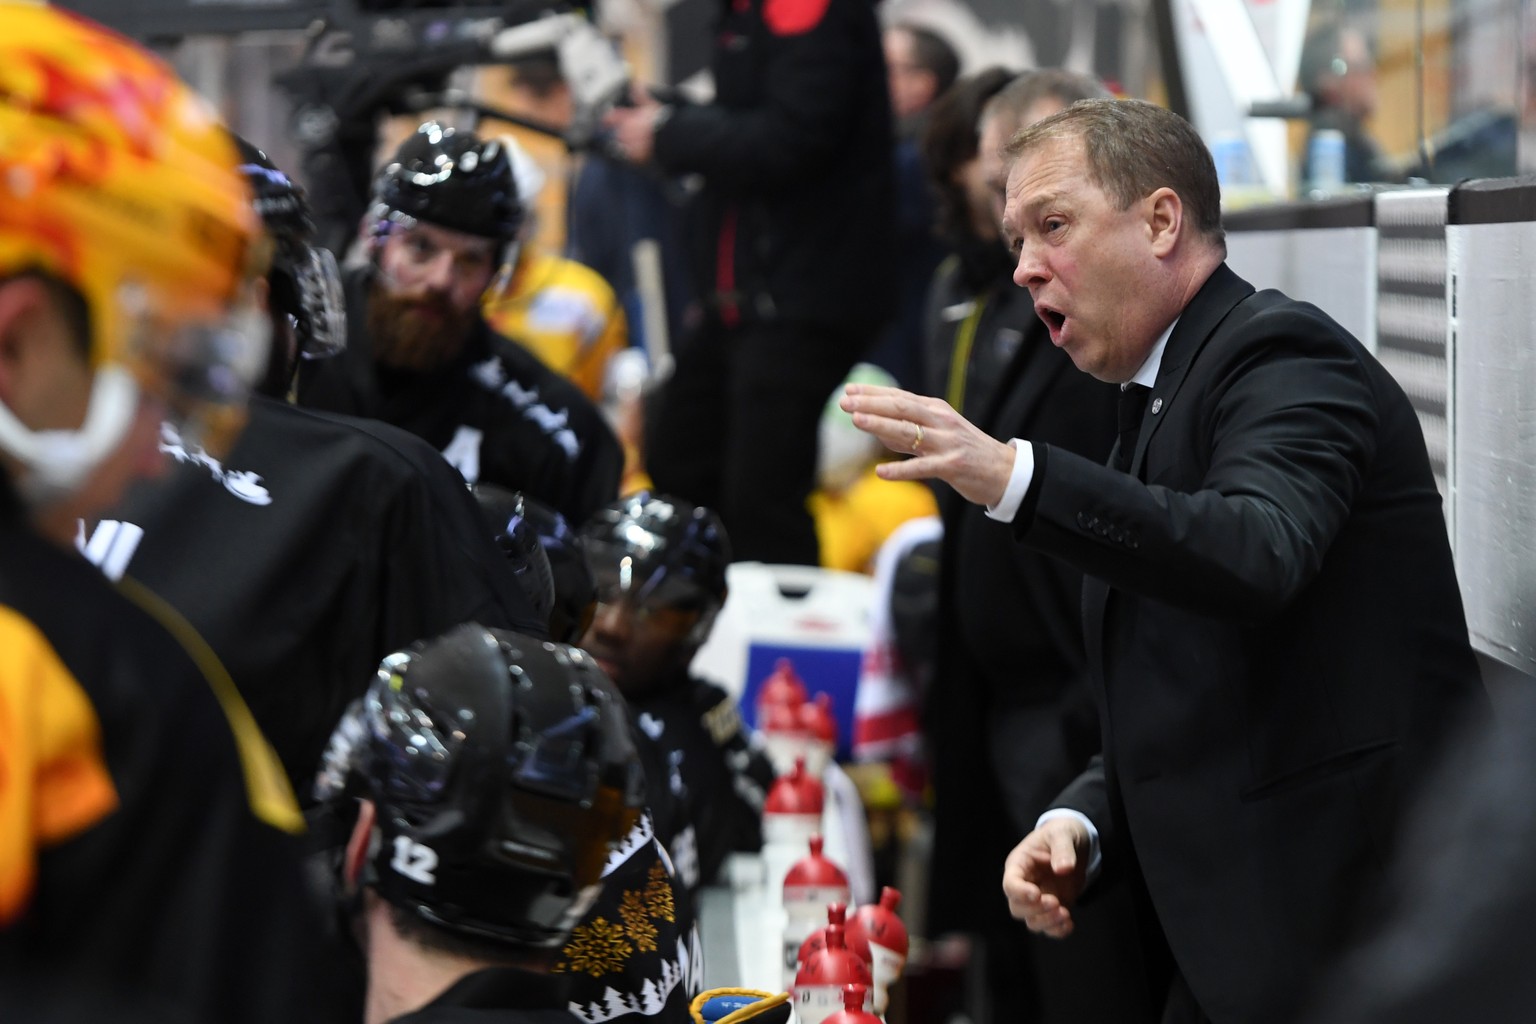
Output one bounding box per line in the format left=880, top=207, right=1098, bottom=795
left=619, top=890, right=658, bottom=953
left=560, top=918, right=632, bottom=978
left=643, top=862, right=675, bottom=923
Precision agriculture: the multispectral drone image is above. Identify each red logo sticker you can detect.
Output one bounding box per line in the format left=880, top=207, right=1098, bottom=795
left=764, top=0, right=830, bottom=36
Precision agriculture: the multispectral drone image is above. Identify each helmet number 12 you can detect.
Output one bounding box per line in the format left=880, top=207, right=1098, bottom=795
left=392, top=836, right=439, bottom=885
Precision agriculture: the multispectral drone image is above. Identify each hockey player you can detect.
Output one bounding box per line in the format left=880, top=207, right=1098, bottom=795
left=314, top=625, right=663, bottom=1023
left=471, top=484, right=704, bottom=1024
left=90, top=139, right=544, bottom=790
left=580, top=493, right=775, bottom=891
left=298, top=122, right=623, bottom=525
left=0, top=8, right=316, bottom=1021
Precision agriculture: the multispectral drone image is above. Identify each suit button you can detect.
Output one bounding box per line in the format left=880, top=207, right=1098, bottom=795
left=1095, top=523, right=1110, bottom=537
left=1077, top=512, right=1093, bottom=530
left=1110, top=528, right=1124, bottom=543
left=1129, top=537, right=1140, bottom=549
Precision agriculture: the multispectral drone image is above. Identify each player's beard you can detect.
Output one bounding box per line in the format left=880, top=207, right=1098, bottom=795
left=367, top=286, right=479, bottom=372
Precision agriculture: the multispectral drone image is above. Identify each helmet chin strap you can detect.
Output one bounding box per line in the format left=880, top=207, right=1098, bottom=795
left=0, top=364, right=140, bottom=506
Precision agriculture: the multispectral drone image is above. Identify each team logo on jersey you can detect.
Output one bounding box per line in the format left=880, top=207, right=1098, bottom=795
left=470, top=356, right=583, bottom=460
left=160, top=422, right=272, bottom=505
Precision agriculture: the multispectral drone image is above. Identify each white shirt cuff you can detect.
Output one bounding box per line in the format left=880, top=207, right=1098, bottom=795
left=984, top=439, right=1034, bottom=523
left=1036, top=807, right=1102, bottom=884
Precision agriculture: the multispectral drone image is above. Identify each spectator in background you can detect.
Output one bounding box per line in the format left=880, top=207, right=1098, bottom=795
left=297, top=122, right=623, bottom=525
left=864, top=23, right=962, bottom=390
left=498, top=54, right=577, bottom=257
left=603, top=0, right=894, bottom=566
left=885, top=23, right=962, bottom=132
left=490, top=52, right=698, bottom=366
left=919, top=68, right=1157, bottom=1024
left=1299, top=22, right=1392, bottom=186
left=917, top=67, right=1017, bottom=415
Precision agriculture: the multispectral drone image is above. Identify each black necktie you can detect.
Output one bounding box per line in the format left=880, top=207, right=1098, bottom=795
left=1113, top=383, right=1151, bottom=473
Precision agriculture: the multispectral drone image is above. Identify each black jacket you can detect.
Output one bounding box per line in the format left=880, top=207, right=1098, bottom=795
left=653, top=0, right=894, bottom=330
left=1026, top=265, right=1485, bottom=1023
left=298, top=267, right=623, bottom=526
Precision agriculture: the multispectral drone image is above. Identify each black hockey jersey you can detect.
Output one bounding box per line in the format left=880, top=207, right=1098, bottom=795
left=0, top=472, right=318, bottom=1024
left=298, top=267, right=624, bottom=527
left=88, top=396, right=544, bottom=791
left=630, top=671, right=774, bottom=890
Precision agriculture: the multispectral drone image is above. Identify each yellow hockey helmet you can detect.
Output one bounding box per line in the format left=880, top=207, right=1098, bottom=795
left=0, top=2, right=268, bottom=492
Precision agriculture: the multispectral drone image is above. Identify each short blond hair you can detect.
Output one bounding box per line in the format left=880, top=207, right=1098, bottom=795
left=1006, top=98, right=1226, bottom=249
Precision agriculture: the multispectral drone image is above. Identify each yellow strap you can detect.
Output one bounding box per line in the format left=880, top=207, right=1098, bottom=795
left=115, top=577, right=304, bottom=835
left=688, top=989, right=790, bottom=1024
left=945, top=293, right=990, bottom=411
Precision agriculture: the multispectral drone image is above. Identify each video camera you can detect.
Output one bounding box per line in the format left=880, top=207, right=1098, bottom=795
left=274, top=0, right=630, bottom=251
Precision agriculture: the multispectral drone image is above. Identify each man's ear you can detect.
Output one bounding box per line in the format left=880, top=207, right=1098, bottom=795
left=0, top=277, right=55, bottom=408
left=345, top=799, right=378, bottom=887
left=1146, top=187, right=1184, bottom=259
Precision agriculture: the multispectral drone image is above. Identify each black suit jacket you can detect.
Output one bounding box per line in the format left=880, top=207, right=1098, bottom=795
left=1020, top=264, right=1484, bottom=1024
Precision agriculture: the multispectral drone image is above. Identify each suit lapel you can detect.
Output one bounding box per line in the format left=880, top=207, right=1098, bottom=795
left=1086, top=264, right=1256, bottom=691
left=1131, top=263, right=1256, bottom=476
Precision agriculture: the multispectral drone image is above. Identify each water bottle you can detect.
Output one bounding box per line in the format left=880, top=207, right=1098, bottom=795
left=1308, top=128, right=1347, bottom=194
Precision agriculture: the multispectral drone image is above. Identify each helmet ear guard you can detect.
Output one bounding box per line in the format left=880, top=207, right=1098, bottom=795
left=500, top=495, right=598, bottom=645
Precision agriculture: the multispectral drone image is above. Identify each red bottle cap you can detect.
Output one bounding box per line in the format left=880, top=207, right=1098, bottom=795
left=761, top=698, right=810, bottom=737
left=784, top=836, right=848, bottom=890
left=793, top=924, right=872, bottom=989
left=801, top=693, right=838, bottom=744
left=847, top=886, right=909, bottom=957
left=764, top=757, right=825, bottom=815
left=798, top=902, right=872, bottom=968
left=756, top=657, right=808, bottom=715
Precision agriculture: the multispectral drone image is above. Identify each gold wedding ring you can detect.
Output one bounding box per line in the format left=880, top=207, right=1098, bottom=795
left=912, top=422, right=924, bottom=453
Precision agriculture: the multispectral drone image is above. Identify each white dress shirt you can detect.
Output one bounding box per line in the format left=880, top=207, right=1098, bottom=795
left=985, top=318, right=1177, bottom=523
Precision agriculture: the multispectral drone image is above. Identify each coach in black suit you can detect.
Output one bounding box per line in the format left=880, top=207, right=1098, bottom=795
left=841, top=98, right=1484, bottom=1024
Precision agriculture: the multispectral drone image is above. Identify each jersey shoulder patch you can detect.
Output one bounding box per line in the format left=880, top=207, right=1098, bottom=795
left=764, top=0, right=831, bottom=36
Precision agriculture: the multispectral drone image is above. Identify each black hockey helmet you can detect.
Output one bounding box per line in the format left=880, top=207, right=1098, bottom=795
left=314, top=624, right=644, bottom=948
left=471, top=484, right=558, bottom=634
left=233, top=136, right=346, bottom=375
left=579, top=492, right=731, bottom=646
left=370, top=122, right=525, bottom=247
left=513, top=496, right=599, bottom=646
